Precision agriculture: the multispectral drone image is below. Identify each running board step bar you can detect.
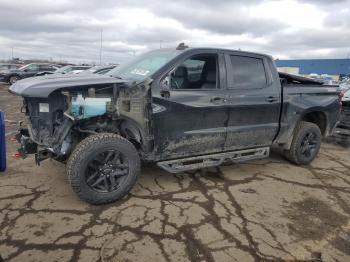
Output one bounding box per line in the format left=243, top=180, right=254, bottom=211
left=157, top=147, right=269, bottom=173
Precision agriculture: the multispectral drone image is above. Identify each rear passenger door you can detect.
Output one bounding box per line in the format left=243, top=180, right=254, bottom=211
left=224, top=52, right=281, bottom=151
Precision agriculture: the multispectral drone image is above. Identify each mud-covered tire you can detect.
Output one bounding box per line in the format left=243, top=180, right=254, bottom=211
left=9, top=75, right=20, bottom=84
left=67, top=133, right=140, bottom=205
left=284, top=121, right=322, bottom=165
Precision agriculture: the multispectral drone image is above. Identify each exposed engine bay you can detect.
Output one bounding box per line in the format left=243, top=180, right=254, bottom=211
left=16, top=80, right=153, bottom=164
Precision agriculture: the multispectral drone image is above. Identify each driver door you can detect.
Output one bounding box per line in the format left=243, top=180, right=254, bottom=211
left=152, top=51, right=228, bottom=160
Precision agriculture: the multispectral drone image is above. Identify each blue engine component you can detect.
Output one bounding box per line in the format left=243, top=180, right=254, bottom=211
left=70, top=94, right=111, bottom=119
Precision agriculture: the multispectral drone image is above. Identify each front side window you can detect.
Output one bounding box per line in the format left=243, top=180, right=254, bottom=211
left=171, top=54, right=218, bottom=90
left=230, top=55, right=267, bottom=89
left=28, top=64, right=39, bottom=71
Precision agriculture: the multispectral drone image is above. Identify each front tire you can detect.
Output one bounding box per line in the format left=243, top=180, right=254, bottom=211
left=284, top=121, right=322, bottom=165
left=67, top=133, right=140, bottom=205
left=9, top=75, right=20, bottom=84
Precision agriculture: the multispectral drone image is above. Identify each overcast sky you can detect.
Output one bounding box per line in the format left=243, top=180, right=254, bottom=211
left=0, top=0, right=350, bottom=64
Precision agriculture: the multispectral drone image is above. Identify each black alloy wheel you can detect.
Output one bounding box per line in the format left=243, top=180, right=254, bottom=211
left=300, top=131, right=318, bottom=159
left=85, top=150, right=129, bottom=193
left=67, top=133, right=140, bottom=205
left=284, top=121, right=322, bottom=165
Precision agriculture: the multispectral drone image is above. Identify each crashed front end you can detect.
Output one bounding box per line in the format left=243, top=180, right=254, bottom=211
left=9, top=74, right=153, bottom=164
left=15, top=92, right=77, bottom=163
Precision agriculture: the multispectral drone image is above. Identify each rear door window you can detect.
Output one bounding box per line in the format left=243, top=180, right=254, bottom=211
left=39, top=65, right=54, bottom=71
left=229, top=55, right=267, bottom=89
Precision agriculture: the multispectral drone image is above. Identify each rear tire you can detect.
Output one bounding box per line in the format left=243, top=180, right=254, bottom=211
left=67, top=133, right=140, bottom=205
left=284, top=121, right=322, bottom=165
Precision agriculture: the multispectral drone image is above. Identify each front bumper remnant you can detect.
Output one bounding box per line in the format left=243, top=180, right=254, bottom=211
left=15, top=128, right=37, bottom=159
left=15, top=128, right=52, bottom=165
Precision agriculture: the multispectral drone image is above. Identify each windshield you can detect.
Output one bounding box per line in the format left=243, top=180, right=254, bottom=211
left=55, top=66, right=73, bottom=73
left=19, top=64, right=30, bottom=70
left=108, top=49, right=180, bottom=81
left=87, top=67, right=99, bottom=72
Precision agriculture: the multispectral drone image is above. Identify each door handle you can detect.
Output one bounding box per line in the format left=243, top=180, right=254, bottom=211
left=266, top=96, right=278, bottom=103
left=160, top=90, right=170, bottom=99
left=210, top=97, right=227, bottom=103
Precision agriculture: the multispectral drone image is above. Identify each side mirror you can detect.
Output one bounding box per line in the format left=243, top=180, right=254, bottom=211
left=160, top=75, right=171, bottom=89
left=23, top=69, right=29, bottom=72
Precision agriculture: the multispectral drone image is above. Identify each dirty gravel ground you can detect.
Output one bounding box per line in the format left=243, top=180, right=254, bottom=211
left=1, top=83, right=350, bottom=262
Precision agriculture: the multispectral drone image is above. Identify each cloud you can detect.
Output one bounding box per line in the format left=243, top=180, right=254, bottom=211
left=150, top=1, right=286, bottom=36
left=0, top=0, right=349, bottom=63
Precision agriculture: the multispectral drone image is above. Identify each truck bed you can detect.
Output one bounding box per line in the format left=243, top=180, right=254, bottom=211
left=274, top=73, right=340, bottom=146
left=279, top=72, right=323, bottom=85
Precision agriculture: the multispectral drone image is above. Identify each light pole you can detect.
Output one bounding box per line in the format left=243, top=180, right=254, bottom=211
left=99, top=29, right=103, bottom=65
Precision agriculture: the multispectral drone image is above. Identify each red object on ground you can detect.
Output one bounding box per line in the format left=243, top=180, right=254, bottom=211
left=12, top=152, right=22, bottom=159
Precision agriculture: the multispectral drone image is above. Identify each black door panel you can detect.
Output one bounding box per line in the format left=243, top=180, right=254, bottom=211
left=152, top=89, right=228, bottom=160
left=224, top=53, right=281, bottom=150
left=152, top=52, right=228, bottom=160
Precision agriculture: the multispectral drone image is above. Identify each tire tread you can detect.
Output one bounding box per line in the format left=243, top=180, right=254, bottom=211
left=67, top=133, right=140, bottom=205
left=285, top=121, right=321, bottom=165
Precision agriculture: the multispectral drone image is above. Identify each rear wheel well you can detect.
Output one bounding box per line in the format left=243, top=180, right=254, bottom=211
left=301, top=111, right=327, bottom=135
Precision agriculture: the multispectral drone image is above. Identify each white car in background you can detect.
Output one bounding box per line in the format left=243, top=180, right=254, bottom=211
left=43, top=65, right=92, bottom=75
left=57, top=65, right=92, bottom=74
left=340, top=82, right=350, bottom=90
left=342, top=89, right=350, bottom=102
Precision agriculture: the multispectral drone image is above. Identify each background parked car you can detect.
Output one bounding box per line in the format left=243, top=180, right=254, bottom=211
left=340, top=82, right=350, bottom=92
left=0, top=64, right=21, bottom=71
left=0, top=63, right=58, bottom=84
left=81, top=65, right=117, bottom=75
left=338, top=89, right=350, bottom=130
left=342, top=89, right=350, bottom=103
left=44, top=65, right=92, bottom=75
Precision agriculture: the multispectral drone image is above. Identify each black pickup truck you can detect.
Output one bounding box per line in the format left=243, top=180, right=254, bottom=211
left=10, top=46, right=341, bottom=204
